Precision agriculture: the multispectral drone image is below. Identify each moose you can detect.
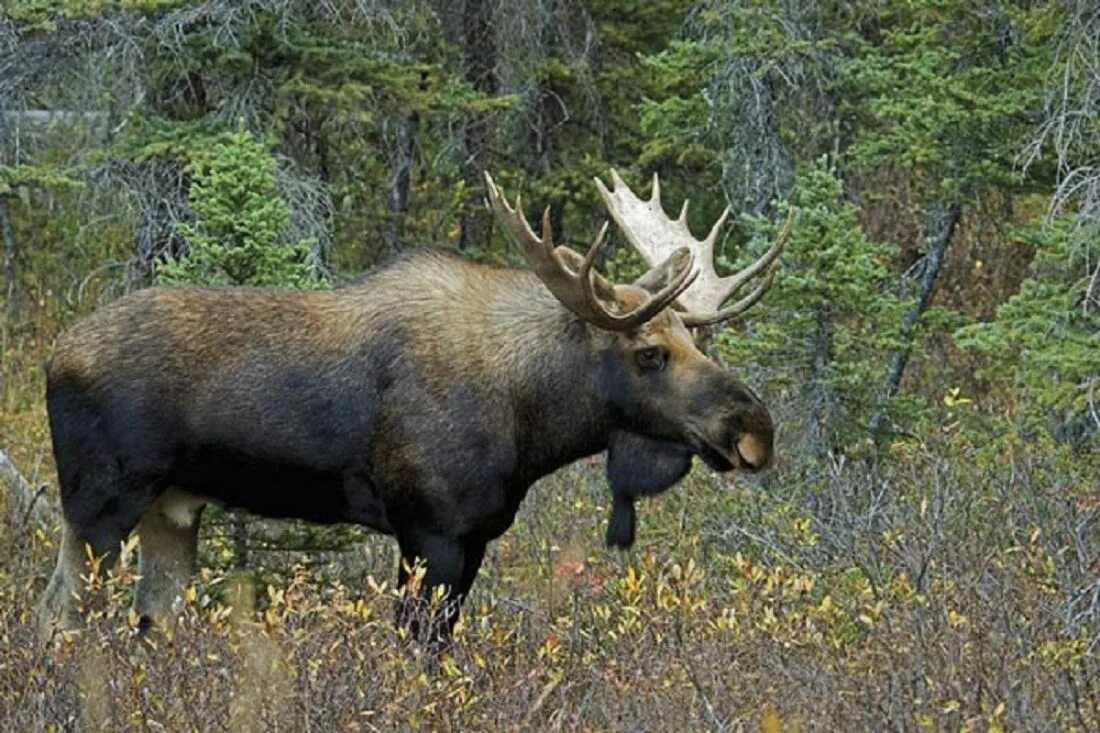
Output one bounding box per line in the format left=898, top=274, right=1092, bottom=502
left=38, top=171, right=789, bottom=644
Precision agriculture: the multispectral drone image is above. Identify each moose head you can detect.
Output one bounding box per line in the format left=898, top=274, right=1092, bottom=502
left=486, top=171, right=791, bottom=547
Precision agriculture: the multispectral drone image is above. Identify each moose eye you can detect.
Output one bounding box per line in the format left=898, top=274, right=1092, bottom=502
left=635, top=346, right=668, bottom=372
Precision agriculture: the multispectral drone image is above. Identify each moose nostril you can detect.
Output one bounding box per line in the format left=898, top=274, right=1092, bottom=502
left=736, top=434, right=772, bottom=471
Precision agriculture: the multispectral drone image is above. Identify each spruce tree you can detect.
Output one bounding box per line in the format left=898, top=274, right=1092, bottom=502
left=157, top=129, right=322, bottom=289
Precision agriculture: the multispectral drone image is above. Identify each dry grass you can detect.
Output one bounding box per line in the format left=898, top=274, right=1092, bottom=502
left=1, top=441, right=1097, bottom=731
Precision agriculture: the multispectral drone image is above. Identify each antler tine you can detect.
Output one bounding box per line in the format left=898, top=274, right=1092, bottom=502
left=701, top=206, right=730, bottom=260
left=486, top=172, right=561, bottom=283
left=710, top=205, right=791, bottom=300
left=680, top=206, right=794, bottom=327
left=680, top=267, right=776, bottom=327
left=485, top=171, right=696, bottom=332
left=575, top=218, right=610, bottom=315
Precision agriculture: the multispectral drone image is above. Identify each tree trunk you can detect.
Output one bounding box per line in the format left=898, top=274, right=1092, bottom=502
left=869, top=200, right=962, bottom=438
left=808, top=305, right=833, bottom=455
left=1, top=196, right=17, bottom=317
left=531, top=51, right=566, bottom=243
left=458, top=0, right=497, bottom=250
left=383, top=115, right=417, bottom=254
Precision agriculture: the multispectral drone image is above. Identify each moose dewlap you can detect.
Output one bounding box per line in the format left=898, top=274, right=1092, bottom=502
left=39, top=171, right=788, bottom=646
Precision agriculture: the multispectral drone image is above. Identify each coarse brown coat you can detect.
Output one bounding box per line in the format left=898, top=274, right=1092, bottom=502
left=40, top=246, right=775, bottom=646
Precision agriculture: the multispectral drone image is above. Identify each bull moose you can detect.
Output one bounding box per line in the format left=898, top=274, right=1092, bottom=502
left=38, top=171, right=789, bottom=644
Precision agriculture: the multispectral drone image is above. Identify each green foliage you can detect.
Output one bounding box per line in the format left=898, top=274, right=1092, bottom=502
left=108, top=116, right=229, bottom=166
left=0, top=164, right=80, bottom=195
left=636, top=0, right=844, bottom=213
left=5, top=0, right=194, bottom=34
left=837, top=0, right=1043, bottom=198
left=637, top=41, right=721, bottom=171
left=956, top=219, right=1099, bottom=446
left=157, top=129, right=324, bottom=289
left=718, top=160, right=907, bottom=445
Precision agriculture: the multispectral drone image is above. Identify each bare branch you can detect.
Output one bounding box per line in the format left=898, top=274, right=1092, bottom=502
left=0, top=447, right=58, bottom=529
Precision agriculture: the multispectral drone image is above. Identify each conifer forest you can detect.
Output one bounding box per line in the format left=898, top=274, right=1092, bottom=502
left=0, top=1, right=1097, bottom=729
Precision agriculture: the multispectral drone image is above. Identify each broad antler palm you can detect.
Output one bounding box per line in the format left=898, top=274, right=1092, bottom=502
left=595, top=170, right=792, bottom=327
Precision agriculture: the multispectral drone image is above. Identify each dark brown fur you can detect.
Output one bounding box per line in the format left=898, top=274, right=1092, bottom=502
left=39, top=250, right=774, bottom=645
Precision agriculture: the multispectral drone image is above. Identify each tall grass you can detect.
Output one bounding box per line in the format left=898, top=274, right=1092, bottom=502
left=2, top=435, right=1096, bottom=730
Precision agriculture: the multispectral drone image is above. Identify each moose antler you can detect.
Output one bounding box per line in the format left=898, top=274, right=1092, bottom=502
left=485, top=172, right=697, bottom=332
left=595, top=170, right=792, bottom=327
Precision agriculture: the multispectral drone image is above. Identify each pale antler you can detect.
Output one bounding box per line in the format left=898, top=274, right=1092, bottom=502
left=594, top=169, right=792, bottom=327
left=484, top=172, right=697, bottom=332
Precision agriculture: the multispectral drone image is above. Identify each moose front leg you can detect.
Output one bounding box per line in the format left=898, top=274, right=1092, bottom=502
left=395, top=533, right=484, bottom=650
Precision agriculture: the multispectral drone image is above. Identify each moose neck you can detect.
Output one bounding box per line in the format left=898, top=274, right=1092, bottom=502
left=489, top=273, right=616, bottom=486
left=361, top=254, right=620, bottom=488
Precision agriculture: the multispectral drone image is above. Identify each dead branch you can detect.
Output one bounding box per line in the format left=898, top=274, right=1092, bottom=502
left=0, top=447, right=58, bottom=529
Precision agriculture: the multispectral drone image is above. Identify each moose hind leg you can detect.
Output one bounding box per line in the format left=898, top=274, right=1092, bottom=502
left=135, top=489, right=205, bottom=627
left=38, top=494, right=159, bottom=640
left=42, top=472, right=164, bottom=636
left=37, top=520, right=88, bottom=639
left=37, top=490, right=156, bottom=639
left=42, top=384, right=169, bottom=637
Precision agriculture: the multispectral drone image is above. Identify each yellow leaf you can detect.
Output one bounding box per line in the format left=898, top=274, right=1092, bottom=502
left=761, top=707, right=782, bottom=733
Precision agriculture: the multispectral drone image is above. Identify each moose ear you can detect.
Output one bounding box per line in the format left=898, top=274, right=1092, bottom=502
left=553, top=245, right=619, bottom=305
left=631, top=247, right=692, bottom=296
left=605, top=431, right=693, bottom=549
